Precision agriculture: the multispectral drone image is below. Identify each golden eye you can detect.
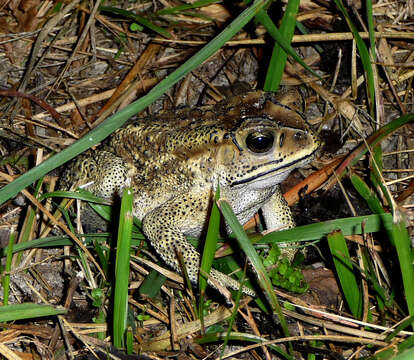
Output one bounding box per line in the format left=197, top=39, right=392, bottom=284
left=246, top=132, right=274, bottom=153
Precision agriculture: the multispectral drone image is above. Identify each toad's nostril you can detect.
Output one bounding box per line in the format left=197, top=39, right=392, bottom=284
left=279, top=132, right=285, bottom=148
left=294, top=132, right=304, bottom=141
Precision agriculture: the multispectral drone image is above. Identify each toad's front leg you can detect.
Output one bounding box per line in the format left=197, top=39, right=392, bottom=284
left=261, top=186, right=297, bottom=260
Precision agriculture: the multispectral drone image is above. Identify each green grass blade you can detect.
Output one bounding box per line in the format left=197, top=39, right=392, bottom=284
left=113, top=188, right=134, bottom=348
left=333, top=113, right=414, bottom=181
left=138, top=270, right=166, bottom=298
left=88, top=202, right=113, bottom=222
left=199, top=187, right=220, bottom=328
left=2, top=230, right=16, bottom=306
left=349, top=169, right=395, bottom=312
left=0, top=231, right=144, bottom=257
left=259, top=213, right=394, bottom=245
left=126, top=327, right=133, bottom=354
left=366, top=0, right=376, bottom=62
left=100, top=6, right=172, bottom=39
left=76, top=243, right=95, bottom=288
left=213, top=254, right=254, bottom=287
left=367, top=144, right=397, bottom=216
left=15, top=204, right=36, bottom=263
left=387, top=346, right=414, bottom=360
left=0, top=235, right=74, bottom=255
left=327, top=230, right=363, bottom=318
left=389, top=218, right=414, bottom=330
left=0, top=303, right=67, bottom=322
left=215, top=213, right=395, bottom=260
left=214, top=252, right=271, bottom=310
left=0, top=0, right=268, bottom=206
left=333, top=0, right=375, bottom=117
left=374, top=333, right=414, bottom=359
left=384, top=315, right=414, bottom=342
left=199, top=187, right=220, bottom=294
left=351, top=133, right=414, bottom=329
left=39, top=190, right=111, bottom=205
left=156, top=0, right=220, bottom=15
left=264, top=0, right=300, bottom=91
left=94, top=240, right=109, bottom=276
left=372, top=143, right=383, bottom=173
left=395, top=333, right=414, bottom=353
left=220, top=270, right=245, bottom=359
left=197, top=331, right=294, bottom=360
left=295, top=21, right=323, bottom=53
left=369, top=144, right=384, bottom=198
left=15, top=178, right=43, bottom=265
left=218, top=199, right=292, bottom=354
left=255, top=10, right=320, bottom=80
left=350, top=173, right=385, bottom=214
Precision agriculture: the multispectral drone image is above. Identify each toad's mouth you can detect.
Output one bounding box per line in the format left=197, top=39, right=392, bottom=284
left=230, top=151, right=317, bottom=187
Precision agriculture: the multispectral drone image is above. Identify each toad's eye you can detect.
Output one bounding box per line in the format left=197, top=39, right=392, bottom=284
left=246, top=132, right=274, bottom=153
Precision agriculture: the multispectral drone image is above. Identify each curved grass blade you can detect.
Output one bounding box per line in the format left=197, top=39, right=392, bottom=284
left=0, top=232, right=145, bottom=256
left=384, top=315, right=414, bottom=342
left=0, top=235, right=75, bottom=256
left=350, top=173, right=384, bottom=214
left=156, top=0, right=220, bottom=15
left=0, top=0, right=268, bottom=206
left=218, top=199, right=292, bottom=354
left=100, top=6, right=172, bottom=39
left=259, top=213, right=393, bottom=245
left=39, top=190, right=112, bottom=205
left=295, top=20, right=323, bottom=53
left=333, top=113, right=414, bottom=182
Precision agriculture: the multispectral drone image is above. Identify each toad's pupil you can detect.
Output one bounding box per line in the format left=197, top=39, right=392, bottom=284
left=246, top=132, right=274, bottom=153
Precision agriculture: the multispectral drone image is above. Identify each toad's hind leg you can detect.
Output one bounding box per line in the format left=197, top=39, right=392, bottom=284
left=61, top=150, right=130, bottom=230
left=142, top=194, right=256, bottom=297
